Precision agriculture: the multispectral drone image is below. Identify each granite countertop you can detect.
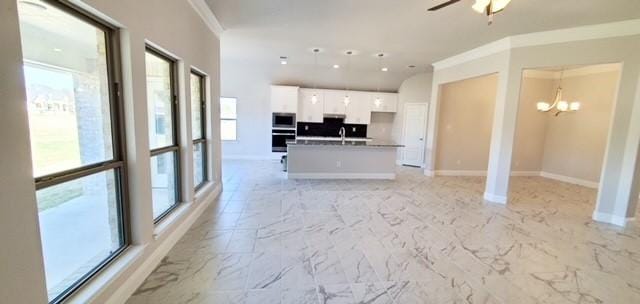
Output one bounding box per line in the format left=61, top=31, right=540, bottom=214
left=287, top=138, right=403, bottom=147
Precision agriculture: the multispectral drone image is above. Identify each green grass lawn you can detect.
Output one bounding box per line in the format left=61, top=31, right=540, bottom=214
left=30, top=112, right=84, bottom=211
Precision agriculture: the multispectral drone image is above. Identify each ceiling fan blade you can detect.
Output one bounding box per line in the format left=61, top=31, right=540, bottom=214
left=427, top=0, right=463, bottom=11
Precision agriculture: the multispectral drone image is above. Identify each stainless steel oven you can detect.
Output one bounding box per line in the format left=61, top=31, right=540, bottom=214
left=272, top=129, right=295, bottom=152
left=272, top=112, right=296, bottom=129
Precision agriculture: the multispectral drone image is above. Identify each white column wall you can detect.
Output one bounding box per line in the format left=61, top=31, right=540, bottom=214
left=1, top=0, right=223, bottom=303
left=0, top=1, right=49, bottom=303
left=483, top=61, right=519, bottom=204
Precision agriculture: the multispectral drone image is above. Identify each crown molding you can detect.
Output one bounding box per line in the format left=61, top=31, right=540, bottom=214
left=523, top=63, right=621, bottom=79
left=188, top=0, right=224, bottom=37
left=433, top=19, right=640, bottom=71
left=432, top=38, right=512, bottom=71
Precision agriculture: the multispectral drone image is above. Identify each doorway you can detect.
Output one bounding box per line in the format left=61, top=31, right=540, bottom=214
left=401, top=103, right=429, bottom=167
left=510, top=63, right=621, bottom=217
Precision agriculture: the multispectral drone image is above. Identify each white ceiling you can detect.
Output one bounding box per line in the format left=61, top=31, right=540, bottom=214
left=205, top=0, right=640, bottom=91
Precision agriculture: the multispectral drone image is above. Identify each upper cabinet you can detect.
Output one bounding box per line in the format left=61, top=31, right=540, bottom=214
left=324, top=90, right=347, bottom=115
left=370, top=92, right=398, bottom=113
left=298, top=89, right=324, bottom=123
left=271, top=85, right=299, bottom=113
left=345, top=91, right=372, bottom=125
left=295, top=87, right=397, bottom=125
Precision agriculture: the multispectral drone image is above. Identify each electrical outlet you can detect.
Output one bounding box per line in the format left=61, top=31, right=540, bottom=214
left=352, top=127, right=356, bottom=132
left=305, top=125, right=309, bottom=130
left=336, top=161, right=342, bottom=168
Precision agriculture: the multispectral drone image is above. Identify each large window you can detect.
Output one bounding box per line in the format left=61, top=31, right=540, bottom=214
left=145, top=47, right=181, bottom=221
left=18, top=0, right=128, bottom=302
left=191, top=71, right=207, bottom=190
left=220, top=97, right=237, bottom=141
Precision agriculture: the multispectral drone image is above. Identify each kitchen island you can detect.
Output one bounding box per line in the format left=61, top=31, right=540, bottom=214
left=286, top=139, right=403, bottom=179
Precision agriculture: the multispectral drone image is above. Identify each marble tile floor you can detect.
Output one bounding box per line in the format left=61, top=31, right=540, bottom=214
left=127, top=160, right=640, bottom=304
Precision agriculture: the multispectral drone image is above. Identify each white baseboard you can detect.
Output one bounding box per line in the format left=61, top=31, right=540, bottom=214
left=484, top=192, right=507, bottom=204
left=423, top=169, right=434, bottom=177
left=433, top=170, right=540, bottom=177
left=105, top=183, right=222, bottom=304
left=540, top=171, right=599, bottom=189
left=592, top=211, right=635, bottom=227
left=510, top=171, right=541, bottom=177
left=435, top=170, right=487, bottom=176
left=287, top=173, right=396, bottom=180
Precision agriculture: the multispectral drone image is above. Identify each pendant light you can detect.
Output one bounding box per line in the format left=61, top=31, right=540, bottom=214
left=374, top=53, right=384, bottom=108
left=536, top=69, right=581, bottom=116
left=344, top=51, right=353, bottom=106
left=311, top=48, right=320, bottom=104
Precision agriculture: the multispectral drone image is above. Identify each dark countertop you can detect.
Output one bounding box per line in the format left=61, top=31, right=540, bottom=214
left=287, top=138, right=403, bottom=148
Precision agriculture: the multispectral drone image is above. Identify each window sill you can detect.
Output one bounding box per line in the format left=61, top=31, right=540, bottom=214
left=65, top=245, right=147, bottom=304
left=153, top=202, right=192, bottom=240
left=195, top=181, right=217, bottom=202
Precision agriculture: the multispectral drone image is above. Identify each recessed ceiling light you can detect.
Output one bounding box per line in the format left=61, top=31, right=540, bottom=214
left=53, top=48, right=62, bottom=52
left=333, top=64, right=340, bottom=69
left=381, top=67, right=389, bottom=72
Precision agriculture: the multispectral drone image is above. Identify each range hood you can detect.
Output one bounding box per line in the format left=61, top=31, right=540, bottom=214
left=323, top=114, right=346, bottom=119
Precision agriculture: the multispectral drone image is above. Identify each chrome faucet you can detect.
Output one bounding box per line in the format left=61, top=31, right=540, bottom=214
left=339, top=127, right=346, bottom=144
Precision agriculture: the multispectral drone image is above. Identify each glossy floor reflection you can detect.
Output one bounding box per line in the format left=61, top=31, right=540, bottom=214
left=127, top=160, right=640, bottom=304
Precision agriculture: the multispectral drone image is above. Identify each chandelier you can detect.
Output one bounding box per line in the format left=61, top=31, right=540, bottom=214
left=536, top=70, right=581, bottom=116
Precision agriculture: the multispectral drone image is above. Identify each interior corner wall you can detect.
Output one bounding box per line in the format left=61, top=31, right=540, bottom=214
left=512, top=77, right=555, bottom=172
left=541, top=70, right=619, bottom=183
left=435, top=74, right=498, bottom=172
left=221, top=60, right=273, bottom=159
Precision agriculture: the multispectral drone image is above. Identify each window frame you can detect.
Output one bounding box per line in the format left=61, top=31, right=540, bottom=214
left=25, top=1, right=130, bottom=303
left=145, top=45, right=182, bottom=224
left=220, top=96, right=238, bottom=141
left=191, top=69, right=208, bottom=191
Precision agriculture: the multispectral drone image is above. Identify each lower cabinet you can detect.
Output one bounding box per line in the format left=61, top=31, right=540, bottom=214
left=298, top=89, right=324, bottom=123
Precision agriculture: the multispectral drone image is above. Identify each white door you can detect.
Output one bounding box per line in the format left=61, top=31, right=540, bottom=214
left=402, top=103, right=428, bottom=167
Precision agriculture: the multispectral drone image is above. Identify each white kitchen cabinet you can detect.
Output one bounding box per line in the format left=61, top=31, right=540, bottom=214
left=271, top=85, right=299, bottom=113
left=345, top=91, right=372, bottom=125
left=370, top=92, right=398, bottom=113
left=323, top=90, right=347, bottom=115
left=298, top=89, right=324, bottom=123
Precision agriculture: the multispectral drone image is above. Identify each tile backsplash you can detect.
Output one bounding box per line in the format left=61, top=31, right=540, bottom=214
left=297, top=117, right=367, bottom=138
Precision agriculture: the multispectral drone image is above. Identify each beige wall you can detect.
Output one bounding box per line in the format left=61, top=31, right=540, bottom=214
left=512, top=77, right=554, bottom=172
left=444, top=68, right=620, bottom=181
left=541, top=70, right=619, bottom=182
left=435, top=74, right=497, bottom=171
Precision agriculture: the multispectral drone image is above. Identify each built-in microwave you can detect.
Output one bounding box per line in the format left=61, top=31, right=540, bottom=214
left=272, top=113, right=296, bottom=129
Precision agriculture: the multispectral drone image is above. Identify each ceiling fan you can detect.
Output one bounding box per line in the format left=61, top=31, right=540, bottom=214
left=428, top=0, right=512, bottom=25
